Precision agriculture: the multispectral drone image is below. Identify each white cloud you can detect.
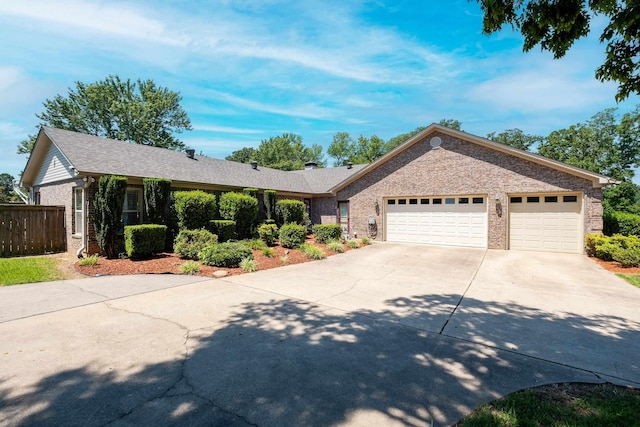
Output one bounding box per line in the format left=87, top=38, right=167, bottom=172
left=193, top=124, right=263, bottom=134
left=0, top=0, right=186, bottom=46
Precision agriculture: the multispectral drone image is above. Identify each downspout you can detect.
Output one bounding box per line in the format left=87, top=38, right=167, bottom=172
left=76, top=176, right=94, bottom=258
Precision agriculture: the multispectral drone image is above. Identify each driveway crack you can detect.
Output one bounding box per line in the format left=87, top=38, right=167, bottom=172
left=439, top=249, right=488, bottom=335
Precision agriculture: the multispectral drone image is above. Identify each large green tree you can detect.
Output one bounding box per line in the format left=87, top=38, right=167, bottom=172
left=385, top=126, right=426, bottom=152
left=226, top=147, right=256, bottom=164
left=473, top=0, right=640, bottom=101
left=248, top=133, right=325, bottom=170
left=18, top=75, right=192, bottom=155
left=326, top=133, right=386, bottom=166
left=486, top=128, right=543, bottom=151
left=538, top=106, right=640, bottom=180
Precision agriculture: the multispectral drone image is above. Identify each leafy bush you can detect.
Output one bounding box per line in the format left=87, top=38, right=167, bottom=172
left=173, top=229, right=218, bottom=260
left=346, top=239, right=359, bottom=249
left=604, top=211, right=640, bottom=236
left=240, top=257, right=258, bottom=272
left=245, top=239, right=267, bottom=250
left=264, top=190, right=277, bottom=221
left=124, top=224, right=167, bottom=259
left=258, top=223, right=278, bottom=246
left=78, top=254, right=99, bottom=266
left=279, top=223, right=307, bottom=248
left=219, top=192, right=258, bottom=239
left=326, top=240, right=344, bottom=253
left=210, top=220, right=236, bottom=242
left=312, top=224, right=343, bottom=243
left=261, top=247, right=275, bottom=258
left=180, top=261, right=200, bottom=275
left=300, top=243, right=326, bottom=260
left=143, top=178, right=171, bottom=224
left=174, top=190, right=217, bottom=231
left=275, top=199, right=306, bottom=225
left=243, top=188, right=258, bottom=199
left=588, top=233, right=640, bottom=266
left=94, top=175, right=127, bottom=258
left=361, top=237, right=371, bottom=245
left=199, top=242, right=253, bottom=267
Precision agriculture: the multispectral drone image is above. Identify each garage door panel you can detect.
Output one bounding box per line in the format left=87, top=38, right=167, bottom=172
left=386, top=197, right=487, bottom=248
left=509, top=195, right=581, bottom=254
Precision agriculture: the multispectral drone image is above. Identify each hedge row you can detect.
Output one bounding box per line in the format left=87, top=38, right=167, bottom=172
left=603, top=211, right=640, bottom=237
left=312, top=224, right=343, bottom=243
left=586, top=233, right=640, bottom=267
left=173, top=229, right=218, bottom=260
left=199, top=242, right=253, bottom=267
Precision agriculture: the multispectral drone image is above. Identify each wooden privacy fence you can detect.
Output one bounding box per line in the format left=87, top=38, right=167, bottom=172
left=0, top=205, right=66, bottom=257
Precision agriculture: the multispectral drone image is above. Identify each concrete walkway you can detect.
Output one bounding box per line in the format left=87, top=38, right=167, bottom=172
left=1, top=243, right=639, bottom=426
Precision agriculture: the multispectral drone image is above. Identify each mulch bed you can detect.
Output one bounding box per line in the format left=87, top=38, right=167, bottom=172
left=590, top=256, right=640, bottom=274
left=75, top=238, right=358, bottom=277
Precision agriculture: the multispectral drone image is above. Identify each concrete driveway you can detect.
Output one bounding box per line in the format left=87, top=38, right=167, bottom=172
left=1, top=243, right=639, bottom=426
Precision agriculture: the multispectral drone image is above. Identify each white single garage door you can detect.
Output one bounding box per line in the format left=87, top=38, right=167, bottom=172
left=386, top=196, right=487, bottom=248
left=509, top=194, right=582, bottom=253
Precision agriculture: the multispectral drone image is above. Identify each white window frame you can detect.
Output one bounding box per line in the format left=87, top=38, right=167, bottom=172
left=122, top=188, right=143, bottom=228
left=73, top=187, right=83, bottom=236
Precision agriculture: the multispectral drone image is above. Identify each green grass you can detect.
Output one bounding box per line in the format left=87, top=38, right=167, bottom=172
left=0, top=257, right=65, bottom=286
left=616, top=273, right=640, bottom=288
left=456, top=383, right=640, bottom=427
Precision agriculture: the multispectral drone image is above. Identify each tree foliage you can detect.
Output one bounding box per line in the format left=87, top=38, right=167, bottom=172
left=0, top=173, right=18, bottom=203
left=226, top=134, right=324, bottom=170
left=437, top=119, right=462, bottom=131
left=385, top=126, right=427, bottom=151
left=537, top=107, right=640, bottom=180
left=473, top=0, right=640, bottom=101
left=94, top=175, right=127, bottom=259
left=18, top=75, right=192, bottom=155
left=603, top=181, right=640, bottom=214
left=326, top=133, right=387, bottom=166
left=486, top=128, right=543, bottom=151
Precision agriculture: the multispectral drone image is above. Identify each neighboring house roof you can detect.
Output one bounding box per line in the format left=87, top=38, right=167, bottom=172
left=20, top=127, right=365, bottom=194
left=330, top=123, right=616, bottom=192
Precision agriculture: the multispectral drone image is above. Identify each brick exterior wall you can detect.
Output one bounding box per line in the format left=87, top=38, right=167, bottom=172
left=37, top=178, right=84, bottom=254
left=330, top=132, right=603, bottom=250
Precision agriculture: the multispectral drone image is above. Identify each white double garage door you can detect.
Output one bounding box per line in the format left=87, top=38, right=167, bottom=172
left=385, top=193, right=582, bottom=253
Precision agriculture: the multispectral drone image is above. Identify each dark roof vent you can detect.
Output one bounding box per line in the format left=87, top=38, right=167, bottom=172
left=186, top=148, right=195, bottom=159
left=347, top=162, right=353, bottom=169
left=304, top=161, right=318, bottom=170
left=250, top=160, right=258, bottom=170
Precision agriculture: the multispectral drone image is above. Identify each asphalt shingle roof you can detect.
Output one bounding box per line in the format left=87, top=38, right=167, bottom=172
left=42, top=127, right=364, bottom=194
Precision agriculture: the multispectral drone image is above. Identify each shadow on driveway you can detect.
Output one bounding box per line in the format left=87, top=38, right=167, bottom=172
left=3, top=291, right=638, bottom=426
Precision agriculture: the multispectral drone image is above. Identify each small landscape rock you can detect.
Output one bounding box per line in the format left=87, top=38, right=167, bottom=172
left=213, top=270, right=229, bottom=278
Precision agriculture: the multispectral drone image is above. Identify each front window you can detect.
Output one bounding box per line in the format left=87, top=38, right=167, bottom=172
left=122, top=188, right=143, bottom=227
left=73, top=187, right=83, bottom=235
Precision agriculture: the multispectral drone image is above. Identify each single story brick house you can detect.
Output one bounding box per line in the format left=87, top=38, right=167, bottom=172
left=20, top=124, right=614, bottom=255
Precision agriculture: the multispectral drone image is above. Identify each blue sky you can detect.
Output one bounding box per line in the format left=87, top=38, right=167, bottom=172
left=1, top=0, right=638, bottom=179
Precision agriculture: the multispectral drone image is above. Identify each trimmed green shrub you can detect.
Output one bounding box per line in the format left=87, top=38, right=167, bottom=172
left=604, top=211, right=640, bottom=236
left=143, top=178, right=172, bottom=224
left=219, top=192, right=259, bottom=239
left=264, top=190, right=277, bottom=221
left=124, top=224, right=166, bottom=259
left=243, top=188, right=258, bottom=199
left=174, top=229, right=218, bottom=260
left=326, top=240, right=344, bottom=253
left=275, top=199, right=305, bottom=225
left=94, top=175, right=127, bottom=259
left=361, top=236, right=371, bottom=245
left=174, top=190, right=217, bottom=231
left=588, top=233, right=640, bottom=266
left=258, top=223, right=278, bottom=246
left=312, top=224, right=343, bottom=244
left=78, top=254, right=99, bottom=266
left=210, top=219, right=236, bottom=242
left=612, top=245, right=640, bottom=267
left=199, top=242, right=253, bottom=267
left=585, top=233, right=606, bottom=256
left=300, top=243, right=326, bottom=260
left=279, top=223, right=307, bottom=248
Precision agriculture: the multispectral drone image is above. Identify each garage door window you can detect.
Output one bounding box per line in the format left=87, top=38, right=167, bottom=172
left=445, top=198, right=455, bottom=204
left=433, top=198, right=442, bottom=204
left=388, top=199, right=396, bottom=205
left=409, top=199, right=418, bottom=205
left=420, top=199, right=429, bottom=204
left=527, top=196, right=540, bottom=203
left=545, top=196, right=558, bottom=203
left=398, top=199, right=407, bottom=205
left=473, top=197, right=484, bottom=204
left=459, top=197, right=469, bottom=204
left=564, top=195, right=577, bottom=202
left=510, top=197, right=522, bottom=203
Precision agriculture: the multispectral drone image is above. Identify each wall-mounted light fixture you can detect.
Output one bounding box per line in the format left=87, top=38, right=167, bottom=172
left=495, top=193, right=501, bottom=202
